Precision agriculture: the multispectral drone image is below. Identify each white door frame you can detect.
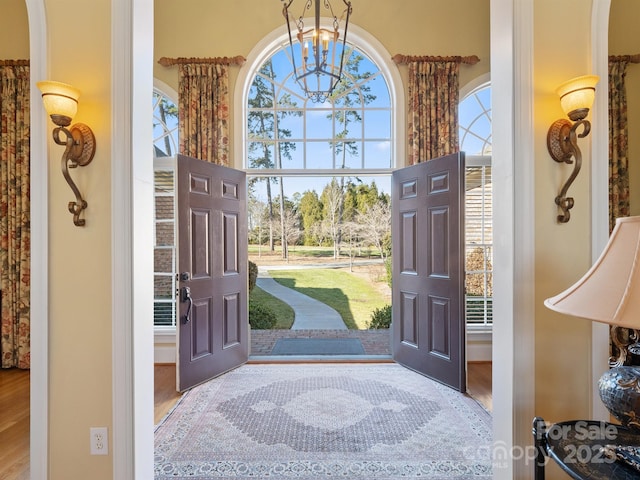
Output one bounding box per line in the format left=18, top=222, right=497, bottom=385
left=26, top=0, right=49, bottom=478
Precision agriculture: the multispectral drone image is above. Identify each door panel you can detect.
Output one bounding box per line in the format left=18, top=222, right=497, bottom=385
left=177, top=154, right=248, bottom=392
left=392, top=153, right=466, bottom=392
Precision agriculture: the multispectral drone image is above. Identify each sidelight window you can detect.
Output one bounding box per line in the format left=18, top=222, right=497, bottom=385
left=153, top=88, right=179, bottom=329
left=460, top=83, right=493, bottom=327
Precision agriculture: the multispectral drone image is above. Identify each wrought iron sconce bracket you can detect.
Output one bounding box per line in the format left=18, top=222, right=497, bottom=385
left=52, top=123, right=96, bottom=226
left=546, top=117, right=591, bottom=223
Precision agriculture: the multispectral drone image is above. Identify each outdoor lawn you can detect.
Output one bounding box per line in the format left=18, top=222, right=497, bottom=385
left=267, top=268, right=390, bottom=329
left=248, top=244, right=382, bottom=264
left=249, top=286, right=295, bottom=329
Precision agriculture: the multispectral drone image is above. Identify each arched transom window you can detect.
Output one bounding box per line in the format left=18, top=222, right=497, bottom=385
left=245, top=42, right=393, bottom=173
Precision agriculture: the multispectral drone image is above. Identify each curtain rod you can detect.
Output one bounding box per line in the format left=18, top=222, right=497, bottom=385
left=0, top=59, right=29, bottom=66
left=392, top=54, right=480, bottom=65
left=609, top=54, right=640, bottom=64
left=158, top=56, right=246, bottom=67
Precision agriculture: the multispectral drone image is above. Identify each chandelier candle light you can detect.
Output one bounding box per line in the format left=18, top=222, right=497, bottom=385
left=281, top=0, right=352, bottom=103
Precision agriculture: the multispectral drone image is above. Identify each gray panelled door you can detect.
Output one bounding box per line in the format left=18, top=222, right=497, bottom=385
left=176, top=154, right=248, bottom=392
left=392, top=153, right=466, bottom=392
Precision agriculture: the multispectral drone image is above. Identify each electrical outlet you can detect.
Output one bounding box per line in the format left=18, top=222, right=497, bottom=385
left=90, top=427, right=108, bottom=455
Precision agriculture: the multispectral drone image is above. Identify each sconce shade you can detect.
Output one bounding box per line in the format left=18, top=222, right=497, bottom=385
left=36, top=80, right=81, bottom=125
left=544, top=216, right=640, bottom=330
left=556, top=75, right=599, bottom=121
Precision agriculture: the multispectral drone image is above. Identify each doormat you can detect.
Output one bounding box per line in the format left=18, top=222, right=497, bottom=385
left=271, top=338, right=365, bottom=355
left=155, top=364, right=492, bottom=479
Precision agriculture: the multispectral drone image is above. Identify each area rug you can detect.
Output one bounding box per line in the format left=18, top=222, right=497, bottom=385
left=270, top=338, right=365, bottom=355
left=154, top=364, right=492, bottom=479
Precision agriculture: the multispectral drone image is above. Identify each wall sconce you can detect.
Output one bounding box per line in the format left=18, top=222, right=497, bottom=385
left=546, top=74, right=599, bottom=223
left=37, top=80, right=96, bottom=227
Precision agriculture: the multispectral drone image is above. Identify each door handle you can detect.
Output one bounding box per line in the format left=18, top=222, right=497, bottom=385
left=180, top=286, right=192, bottom=324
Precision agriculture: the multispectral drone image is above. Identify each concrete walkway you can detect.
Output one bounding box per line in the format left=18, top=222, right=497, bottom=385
left=256, top=269, right=347, bottom=330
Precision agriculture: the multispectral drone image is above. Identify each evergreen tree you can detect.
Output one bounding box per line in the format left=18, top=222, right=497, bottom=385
left=298, top=190, right=323, bottom=245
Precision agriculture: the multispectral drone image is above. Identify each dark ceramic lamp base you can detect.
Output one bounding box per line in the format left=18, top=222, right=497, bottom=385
left=599, top=366, right=640, bottom=472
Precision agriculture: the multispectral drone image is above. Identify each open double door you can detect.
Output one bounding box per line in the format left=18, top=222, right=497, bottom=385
left=175, top=152, right=466, bottom=393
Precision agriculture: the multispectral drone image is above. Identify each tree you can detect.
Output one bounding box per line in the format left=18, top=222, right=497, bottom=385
left=320, top=179, right=344, bottom=258
left=247, top=195, right=268, bottom=256
left=274, top=209, right=302, bottom=261
left=153, top=91, right=178, bottom=157
left=247, top=59, right=301, bottom=254
left=356, top=201, right=392, bottom=262
left=326, top=48, right=377, bottom=253
left=298, top=190, right=323, bottom=245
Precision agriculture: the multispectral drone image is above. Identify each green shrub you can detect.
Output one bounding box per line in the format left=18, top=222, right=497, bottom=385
left=249, top=301, right=277, bottom=329
left=248, top=260, right=258, bottom=292
left=384, top=257, right=392, bottom=288
left=368, top=304, right=392, bottom=329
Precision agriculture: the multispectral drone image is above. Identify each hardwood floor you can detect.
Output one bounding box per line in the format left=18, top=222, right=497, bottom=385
left=0, top=368, right=30, bottom=480
left=0, top=361, right=491, bottom=479
left=467, top=361, right=492, bottom=412
left=154, top=364, right=183, bottom=424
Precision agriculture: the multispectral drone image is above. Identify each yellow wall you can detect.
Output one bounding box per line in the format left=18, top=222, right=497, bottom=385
left=0, top=0, right=29, bottom=60
left=610, top=0, right=640, bottom=215
left=44, top=0, right=113, bottom=478
left=0, top=0, right=29, bottom=58
left=154, top=0, right=490, bottom=169
left=533, top=0, right=594, bottom=427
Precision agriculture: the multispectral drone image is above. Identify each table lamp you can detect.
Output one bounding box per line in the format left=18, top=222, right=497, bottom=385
left=545, top=216, right=640, bottom=468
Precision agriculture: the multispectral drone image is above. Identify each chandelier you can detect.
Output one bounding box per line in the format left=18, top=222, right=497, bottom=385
left=281, top=0, right=352, bottom=103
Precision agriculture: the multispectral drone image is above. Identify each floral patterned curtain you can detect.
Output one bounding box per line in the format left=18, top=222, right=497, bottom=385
left=608, top=59, right=630, bottom=233
left=0, top=61, right=30, bottom=369
left=178, top=63, right=230, bottom=165
left=392, top=55, right=479, bottom=165
left=157, top=56, right=245, bottom=165
left=406, top=60, right=460, bottom=164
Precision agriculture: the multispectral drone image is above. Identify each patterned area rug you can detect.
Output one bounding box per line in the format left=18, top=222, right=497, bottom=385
left=155, top=364, right=492, bottom=479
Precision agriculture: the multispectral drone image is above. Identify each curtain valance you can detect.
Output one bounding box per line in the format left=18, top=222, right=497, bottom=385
left=158, top=56, right=246, bottom=67
left=392, top=54, right=479, bottom=65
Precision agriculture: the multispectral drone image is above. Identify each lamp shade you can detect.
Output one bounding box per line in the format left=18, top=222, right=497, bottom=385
left=556, top=74, right=599, bottom=118
left=36, top=80, right=81, bottom=122
left=545, top=216, right=640, bottom=329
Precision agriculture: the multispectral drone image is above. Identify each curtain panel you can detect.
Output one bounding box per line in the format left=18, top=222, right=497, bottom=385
left=158, top=56, right=245, bottom=165
left=178, top=63, right=230, bottom=165
left=608, top=59, right=630, bottom=232
left=0, top=62, right=30, bottom=369
left=407, top=61, right=460, bottom=164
